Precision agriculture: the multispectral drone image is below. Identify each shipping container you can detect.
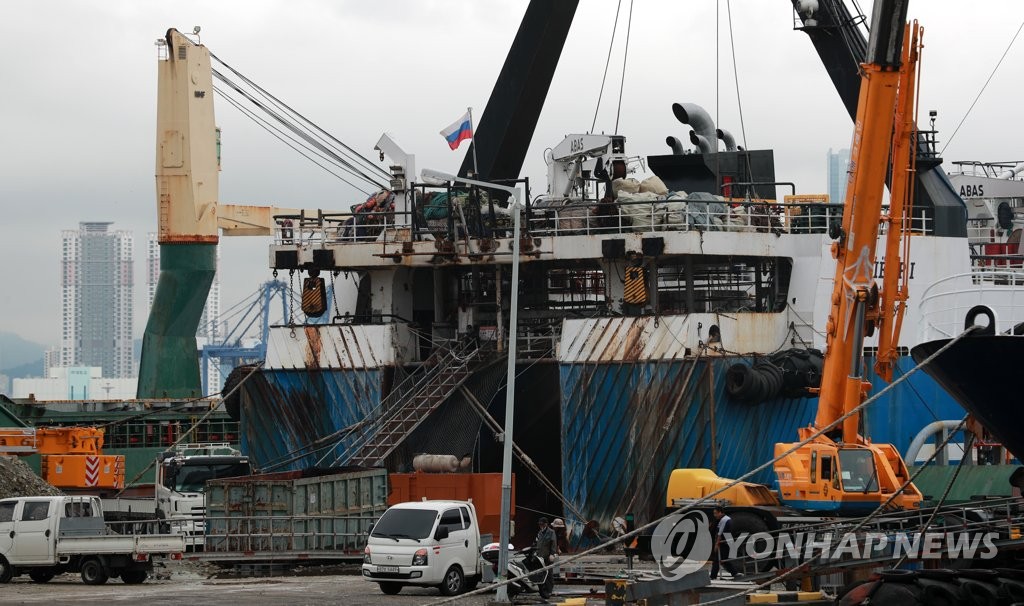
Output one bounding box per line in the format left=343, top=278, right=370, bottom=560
left=388, top=472, right=513, bottom=539
left=203, top=468, right=388, bottom=555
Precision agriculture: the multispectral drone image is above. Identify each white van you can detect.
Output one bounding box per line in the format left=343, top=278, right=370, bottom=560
left=362, top=499, right=482, bottom=596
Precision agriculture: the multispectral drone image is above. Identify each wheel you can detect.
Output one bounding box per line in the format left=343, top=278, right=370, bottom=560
left=438, top=564, right=465, bottom=596
left=379, top=582, right=402, bottom=595
left=29, top=571, right=55, bottom=583
left=80, top=559, right=109, bottom=585
left=507, top=582, right=521, bottom=598
left=0, top=556, right=13, bottom=584
left=120, top=570, right=148, bottom=584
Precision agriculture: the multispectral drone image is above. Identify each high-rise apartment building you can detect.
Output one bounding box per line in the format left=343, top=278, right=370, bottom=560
left=146, top=233, right=222, bottom=393
left=827, top=148, right=851, bottom=204
left=60, top=222, right=134, bottom=378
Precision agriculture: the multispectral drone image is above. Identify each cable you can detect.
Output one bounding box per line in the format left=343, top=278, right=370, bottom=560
left=209, top=52, right=391, bottom=182
left=429, top=324, right=979, bottom=605
left=724, top=0, right=748, bottom=151
left=213, top=84, right=375, bottom=195
left=211, top=74, right=385, bottom=192
left=941, top=18, right=1024, bottom=155
left=591, top=0, right=623, bottom=133
left=613, top=0, right=634, bottom=134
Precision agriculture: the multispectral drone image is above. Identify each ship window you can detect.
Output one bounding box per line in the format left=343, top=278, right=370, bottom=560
left=655, top=255, right=792, bottom=314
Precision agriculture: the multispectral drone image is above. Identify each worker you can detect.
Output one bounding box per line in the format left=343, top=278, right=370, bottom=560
left=551, top=518, right=569, bottom=554
left=533, top=517, right=557, bottom=599
left=622, top=251, right=648, bottom=315
left=278, top=217, right=294, bottom=244
left=710, top=506, right=743, bottom=580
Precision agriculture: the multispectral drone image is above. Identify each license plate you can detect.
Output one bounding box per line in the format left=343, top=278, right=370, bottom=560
left=378, top=565, right=399, bottom=573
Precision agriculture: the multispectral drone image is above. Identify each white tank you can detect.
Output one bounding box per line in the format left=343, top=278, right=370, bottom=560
left=412, top=454, right=472, bottom=473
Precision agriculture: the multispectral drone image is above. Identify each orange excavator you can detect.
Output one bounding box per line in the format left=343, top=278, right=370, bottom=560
left=772, top=0, right=923, bottom=514
left=0, top=427, right=124, bottom=491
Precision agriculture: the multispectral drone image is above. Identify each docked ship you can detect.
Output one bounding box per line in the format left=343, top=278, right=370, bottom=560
left=911, top=160, right=1024, bottom=461
left=138, top=0, right=1019, bottom=543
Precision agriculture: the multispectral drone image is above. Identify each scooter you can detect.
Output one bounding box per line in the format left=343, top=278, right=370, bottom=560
left=481, top=543, right=551, bottom=598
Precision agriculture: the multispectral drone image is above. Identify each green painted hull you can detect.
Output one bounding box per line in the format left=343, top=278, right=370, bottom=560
left=137, top=243, right=217, bottom=399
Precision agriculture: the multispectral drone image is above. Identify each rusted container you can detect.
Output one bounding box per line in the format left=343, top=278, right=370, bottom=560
left=388, top=472, right=513, bottom=539
left=204, top=468, right=388, bottom=554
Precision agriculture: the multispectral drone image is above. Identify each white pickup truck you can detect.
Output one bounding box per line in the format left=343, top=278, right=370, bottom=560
left=362, top=500, right=483, bottom=596
left=0, top=495, right=185, bottom=585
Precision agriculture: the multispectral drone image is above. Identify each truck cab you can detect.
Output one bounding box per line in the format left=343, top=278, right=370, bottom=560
left=155, top=443, right=250, bottom=539
left=362, top=500, right=482, bottom=596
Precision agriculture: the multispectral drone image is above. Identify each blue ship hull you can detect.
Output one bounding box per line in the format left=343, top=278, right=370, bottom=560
left=237, top=353, right=969, bottom=528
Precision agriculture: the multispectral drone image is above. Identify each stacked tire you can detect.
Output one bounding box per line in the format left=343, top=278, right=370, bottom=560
left=725, top=348, right=823, bottom=403
left=838, top=568, right=1024, bottom=605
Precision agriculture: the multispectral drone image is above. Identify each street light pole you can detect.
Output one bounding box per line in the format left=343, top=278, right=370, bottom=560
left=421, top=169, right=522, bottom=604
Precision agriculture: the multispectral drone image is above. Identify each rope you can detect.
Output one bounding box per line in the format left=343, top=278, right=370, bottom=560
left=428, top=324, right=976, bottom=605
left=590, top=0, right=623, bottom=133
left=941, top=18, right=1024, bottom=155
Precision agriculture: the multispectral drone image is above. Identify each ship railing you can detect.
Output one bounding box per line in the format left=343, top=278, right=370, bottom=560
left=919, top=269, right=1024, bottom=337
left=525, top=197, right=836, bottom=237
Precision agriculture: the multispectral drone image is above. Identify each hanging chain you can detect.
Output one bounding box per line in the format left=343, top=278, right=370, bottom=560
left=331, top=270, right=341, bottom=320
left=288, top=269, right=296, bottom=327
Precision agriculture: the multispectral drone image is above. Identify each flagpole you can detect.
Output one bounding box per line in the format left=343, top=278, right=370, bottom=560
left=468, top=106, right=480, bottom=177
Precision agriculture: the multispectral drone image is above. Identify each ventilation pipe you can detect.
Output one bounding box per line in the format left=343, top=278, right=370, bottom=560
left=673, top=103, right=718, bottom=154
left=689, top=130, right=714, bottom=155
left=998, top=162, right=1024, bottom=179
left=716, top=128, right=738, bottom=151
left=666, top=136, right=686, bottom=155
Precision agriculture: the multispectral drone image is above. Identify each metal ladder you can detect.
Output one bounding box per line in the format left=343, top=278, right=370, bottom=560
left=344, top=340, right=482, bottom=467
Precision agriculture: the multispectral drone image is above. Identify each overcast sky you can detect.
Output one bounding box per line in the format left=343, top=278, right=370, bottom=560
left=1, top=1, right=1022, bottom=347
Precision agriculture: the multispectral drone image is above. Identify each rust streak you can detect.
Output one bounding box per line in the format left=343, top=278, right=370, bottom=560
left=304, top=326, right=323, bottom=368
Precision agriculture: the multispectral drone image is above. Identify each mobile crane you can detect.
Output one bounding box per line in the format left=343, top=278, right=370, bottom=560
left=667, top=0, right=923, bottom=517
left=772, top=0, right=922, bottom=514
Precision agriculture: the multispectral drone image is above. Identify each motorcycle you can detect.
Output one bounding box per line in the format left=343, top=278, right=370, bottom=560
left=481, top=543, right=552, bottom=598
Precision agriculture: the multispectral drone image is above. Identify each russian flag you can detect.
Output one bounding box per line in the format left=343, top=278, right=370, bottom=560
left=440, top=111, right=473, bottom=150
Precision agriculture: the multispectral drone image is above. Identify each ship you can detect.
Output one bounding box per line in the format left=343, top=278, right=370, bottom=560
left=911, top=159, right=1024, bottom=461
left=214, top=2, right=1024, bottom=541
